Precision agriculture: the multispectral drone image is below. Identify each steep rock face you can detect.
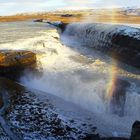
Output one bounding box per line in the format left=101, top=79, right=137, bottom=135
left=0, top=50, right=37, bottom=80
left=131, top=121, right=140, bottom=140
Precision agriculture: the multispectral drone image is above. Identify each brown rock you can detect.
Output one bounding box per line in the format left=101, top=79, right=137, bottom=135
left=0, top=50, right=37, bottom=80
left=0, top=50, right=36, bottom=68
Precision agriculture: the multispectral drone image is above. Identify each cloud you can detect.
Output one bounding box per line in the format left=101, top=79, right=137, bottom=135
left=0, top=0, right=67, bottom=15
left=93, top=0, right=140, bottom=8
left=0, top=0, right=140, bottom=15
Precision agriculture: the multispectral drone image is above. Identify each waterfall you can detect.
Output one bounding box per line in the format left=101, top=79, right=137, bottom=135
left=60, top=23, right=140, bottom=68
left=1, top=21, right=140, bottom=137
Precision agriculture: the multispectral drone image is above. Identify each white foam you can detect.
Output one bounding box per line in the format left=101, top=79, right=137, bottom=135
left=1, top=22, right=140, bottom=138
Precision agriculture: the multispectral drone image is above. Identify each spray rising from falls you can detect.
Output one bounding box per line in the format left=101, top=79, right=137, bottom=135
left=2, top=21, right=139, bottom=137
left=23, top=21, right=140, bottom=137
left=56, top=22, right=140, bottom=118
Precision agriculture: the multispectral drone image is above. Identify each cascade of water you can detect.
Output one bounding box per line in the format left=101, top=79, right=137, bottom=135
left=1, top=21, right=140, bottom=137
left=60, top=23, right=140, bottom=68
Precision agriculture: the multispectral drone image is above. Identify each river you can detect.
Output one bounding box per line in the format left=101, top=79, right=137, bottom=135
left=0, top=21, right=140, bottom=138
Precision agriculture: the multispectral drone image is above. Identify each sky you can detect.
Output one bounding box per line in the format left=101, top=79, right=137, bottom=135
left=0, top=0, right=140, bottom=16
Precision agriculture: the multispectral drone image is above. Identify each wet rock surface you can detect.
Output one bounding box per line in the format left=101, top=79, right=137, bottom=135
left=0, top=50, right=37, bottom=80
left=130, top=121, right=140, bottom=140
left=0, top=77, right=99, bottom=140
left=0, top=124, right=11, bottom=140
left=0, top=50, right=36, bottom=68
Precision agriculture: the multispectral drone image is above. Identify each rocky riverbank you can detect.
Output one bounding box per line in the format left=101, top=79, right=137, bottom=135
left=0, top=50, right=131, bottom=139
left=0, top=77, right=131, bottom=140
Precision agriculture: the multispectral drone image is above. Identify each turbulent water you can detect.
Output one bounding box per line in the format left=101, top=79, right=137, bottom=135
left=0, top=21, right=140, bottom=138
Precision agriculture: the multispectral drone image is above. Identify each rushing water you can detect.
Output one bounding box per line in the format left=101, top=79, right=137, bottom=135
left=0, top=21, right=140, bottom=138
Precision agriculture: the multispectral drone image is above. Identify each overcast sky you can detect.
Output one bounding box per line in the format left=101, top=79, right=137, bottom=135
left=0, top=0, right=140, bottom=16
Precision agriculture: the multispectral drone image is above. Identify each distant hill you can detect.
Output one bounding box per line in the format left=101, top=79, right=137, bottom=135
left=0, top=8, right=140, bottom=24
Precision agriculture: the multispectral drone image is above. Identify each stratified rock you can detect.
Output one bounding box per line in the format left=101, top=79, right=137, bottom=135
left=0, top=50, right=37, bottom=80
left=130, top=121, right=140, bottom=140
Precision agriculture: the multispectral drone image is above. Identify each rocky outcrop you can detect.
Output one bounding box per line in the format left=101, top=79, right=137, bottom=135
left=131, top=121, right=140, bottom=140
left=34, top=19, right=43, bottom=22
left=0, top=50, right=37, bottom=80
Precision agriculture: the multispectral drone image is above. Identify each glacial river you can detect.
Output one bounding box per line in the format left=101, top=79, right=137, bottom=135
left=0, top=21, right=140, bottom=138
